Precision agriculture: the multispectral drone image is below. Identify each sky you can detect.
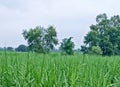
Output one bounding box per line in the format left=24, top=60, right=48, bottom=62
left=0, top=0, right=120, bottom=48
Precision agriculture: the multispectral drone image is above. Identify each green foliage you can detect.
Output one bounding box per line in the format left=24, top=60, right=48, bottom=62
left=6, top=47, right=14, bottom=51
left=60, top=37, right=75, bottom=55
left=44, top=26, right=58, bottom=52
left=0, top=47, right=3, bottom=51
left=81, top=13, right=120, bottom=56
left=1, top=52, right=120, bottom=86
left=15, top=44, right=28, bottom=52
left=91, top=46, right=102, bottom=55
left=22, top=26, right=58, bottom=54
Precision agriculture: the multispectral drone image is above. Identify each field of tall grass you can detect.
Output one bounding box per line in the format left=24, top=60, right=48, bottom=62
left=0, top=52, right=120, bottom=87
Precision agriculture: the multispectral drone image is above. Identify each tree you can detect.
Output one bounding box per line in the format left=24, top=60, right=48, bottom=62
left=44, top=26, right=58, bottom=52
left=0, top=47, right=3, bottom=51
left=60, top=37, right=75, bottom=55
left=81, top=13, right=120, bottom=56
left=22, top=26, right=58, bottom=53
left=7, top=47, right=14, bottom=51
left=15, top=44, right=28, bottom=52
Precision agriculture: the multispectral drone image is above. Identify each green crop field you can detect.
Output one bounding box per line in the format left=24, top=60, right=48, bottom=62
left=0, top=52, right=120, bottom=87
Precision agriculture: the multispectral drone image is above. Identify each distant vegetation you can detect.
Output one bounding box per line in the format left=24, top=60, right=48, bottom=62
left=1, top=13, right=120, bottom=86
left=0, top=44, right=28, bottom=52
left=1, top=13, right=120, bottom=56
left=22, top=26, right=58, bottom=54
left=15, top=44, right=28, bottom=52
left=60, top=37, right=75, bottom=55
left=21, top=13, right=120, bottom=56
left=81, top=13, right=120, bottom=56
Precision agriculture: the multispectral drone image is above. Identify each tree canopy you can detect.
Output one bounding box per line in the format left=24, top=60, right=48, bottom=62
left=81, top=13, right=120, bottom=56
left=60, top=37, right=75, bottom=55
left=15, top=44, right=28, bottom=52
left=22, top=26, right=58, bottom=54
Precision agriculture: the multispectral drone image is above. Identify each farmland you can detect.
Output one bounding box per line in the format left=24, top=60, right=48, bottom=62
left=0, top=52, right=120, bottom=87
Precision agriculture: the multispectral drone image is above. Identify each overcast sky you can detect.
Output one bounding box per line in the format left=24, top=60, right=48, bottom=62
left=0, top=0, right=120, bottom=48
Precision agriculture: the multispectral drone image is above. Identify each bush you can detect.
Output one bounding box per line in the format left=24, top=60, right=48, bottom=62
left=91, top=46, right=102, bottom=55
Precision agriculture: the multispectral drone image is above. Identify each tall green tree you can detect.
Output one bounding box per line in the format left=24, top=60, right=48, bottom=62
left=44, top=26, right=58, bottom=52
left=81, top=13, right=120, bottom=56
left=22, top=26, right=58, bottom=53
left=60, top=37, right=75, bottom=55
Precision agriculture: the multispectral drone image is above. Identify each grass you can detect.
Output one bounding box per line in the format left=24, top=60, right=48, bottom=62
left=0, top=52, right=120, bottom=87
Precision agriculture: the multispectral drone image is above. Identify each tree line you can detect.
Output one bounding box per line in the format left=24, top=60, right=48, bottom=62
left=22, top=26, right=75, bottom=55
left=0, top=45, right=28, bottom=52
left=1, top=13, right=120, bottom=56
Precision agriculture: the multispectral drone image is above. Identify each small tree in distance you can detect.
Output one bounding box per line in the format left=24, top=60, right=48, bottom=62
left=15, top=44, right=28, bottom=52
left=7, top=47, right=14, bottom=51
left=60, top=37, right=75, bottom=55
